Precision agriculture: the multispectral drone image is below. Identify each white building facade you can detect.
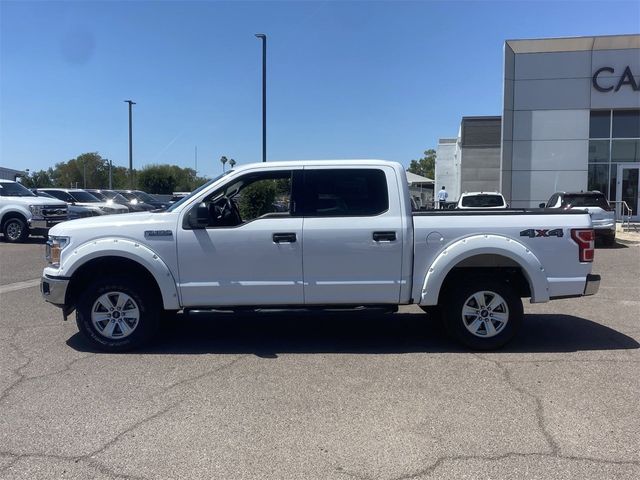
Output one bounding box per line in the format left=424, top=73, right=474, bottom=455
left=501, top=34, right=640, bottom=218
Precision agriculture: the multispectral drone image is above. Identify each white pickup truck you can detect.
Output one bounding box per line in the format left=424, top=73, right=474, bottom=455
left=41, top=160, right=600, bottom=351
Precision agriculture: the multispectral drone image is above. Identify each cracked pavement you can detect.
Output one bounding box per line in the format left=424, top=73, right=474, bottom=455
left=0, top=240, right=639, bottom=479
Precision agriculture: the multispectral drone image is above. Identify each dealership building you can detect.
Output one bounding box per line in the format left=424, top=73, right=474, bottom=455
left=436, top=34, right=640, bottom=219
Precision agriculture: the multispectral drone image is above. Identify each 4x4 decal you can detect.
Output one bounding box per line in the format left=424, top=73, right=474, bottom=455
left=520, top=228, right=564, bottom=238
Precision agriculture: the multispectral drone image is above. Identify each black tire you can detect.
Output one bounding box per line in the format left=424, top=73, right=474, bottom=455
left=2, top=216, right=28, bottom=243
left=442, top=279, right=523, bottom=350
left=75, top=276, right=160, bottom=352
left=420, top=305, right=443, bottom=323
left=602, top=235, right=616, bottom=247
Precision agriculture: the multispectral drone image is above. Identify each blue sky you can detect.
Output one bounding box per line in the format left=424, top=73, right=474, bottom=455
left=1, top=0, right=639, bottom=178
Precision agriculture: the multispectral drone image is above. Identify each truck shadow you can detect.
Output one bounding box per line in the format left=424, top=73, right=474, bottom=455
left=67, top=311, right=639, bottom=355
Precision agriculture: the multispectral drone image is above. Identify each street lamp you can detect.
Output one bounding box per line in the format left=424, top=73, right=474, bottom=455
left=220, top=156, right=228, bottom=172
left=255, top=33, right=266, bottom=162
left=124, top=100, right=136, bottom=188
left=229, top=158, right=236, bottom=169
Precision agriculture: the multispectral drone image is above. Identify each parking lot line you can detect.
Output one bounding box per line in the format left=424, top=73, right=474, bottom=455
left=0, top=278, right=40, bottom=294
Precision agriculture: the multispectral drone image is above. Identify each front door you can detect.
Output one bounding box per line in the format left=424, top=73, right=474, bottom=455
left=617, top=164, right=640, bottom=221
left=176, top=168, right=304, bottom=307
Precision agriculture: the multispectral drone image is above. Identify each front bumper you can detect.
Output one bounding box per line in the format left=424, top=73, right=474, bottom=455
left=41, top=275, right=70, bottom=307
left=584, top=274, right=600, bottom=296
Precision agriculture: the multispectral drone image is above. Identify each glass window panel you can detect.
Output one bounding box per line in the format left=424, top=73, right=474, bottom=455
left=588, top=140, right=610, bottom=162
left=610, top=164, right=617, bottom=202
left=611, top=140, right=640, bottom=162
left=612, top=110, right=640, bottom=138
left=588, top=164, right=609, bottom=196
left=589, top=110, right=611, bottom=138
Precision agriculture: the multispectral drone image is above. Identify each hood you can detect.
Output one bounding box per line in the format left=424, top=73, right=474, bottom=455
left=49, top=210, right=178, bottom=239
left=1, top=195, right=67, bottom=207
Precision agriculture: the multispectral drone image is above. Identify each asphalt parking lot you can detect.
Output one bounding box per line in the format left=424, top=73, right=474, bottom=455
left=0, top=239, right=639, bottom=479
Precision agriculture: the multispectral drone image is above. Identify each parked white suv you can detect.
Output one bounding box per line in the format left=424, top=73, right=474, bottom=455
left=457, top=192, right=507, bottom=209
left=0, top=180, right=68, bottom=242
left=541, top=191, right=616, bottom=246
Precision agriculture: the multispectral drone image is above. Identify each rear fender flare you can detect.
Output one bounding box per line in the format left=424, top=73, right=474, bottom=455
left=420, top=234, right=549, bottom=305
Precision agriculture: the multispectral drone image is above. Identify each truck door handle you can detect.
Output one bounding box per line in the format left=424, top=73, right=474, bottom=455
left=373, top=231, right=396, bottom=242
left=273, top=232, right=297, bottom=243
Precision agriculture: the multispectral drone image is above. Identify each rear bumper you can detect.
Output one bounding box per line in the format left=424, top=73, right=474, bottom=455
left=584, top=274, right=600, bottom=296
left=41, top=275, right=69, bottom=307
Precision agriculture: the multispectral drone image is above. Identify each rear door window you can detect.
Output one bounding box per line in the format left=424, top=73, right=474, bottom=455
left=301, top=169, right=389, bottom=217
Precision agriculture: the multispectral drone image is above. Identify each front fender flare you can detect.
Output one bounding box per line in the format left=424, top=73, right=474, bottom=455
left=420, top=234, right=549, bottom=305
left=59, top=237, right=181, bottom=310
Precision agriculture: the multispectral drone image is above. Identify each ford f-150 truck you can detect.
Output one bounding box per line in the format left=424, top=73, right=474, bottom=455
left=41, top=160, right=600, bottom=351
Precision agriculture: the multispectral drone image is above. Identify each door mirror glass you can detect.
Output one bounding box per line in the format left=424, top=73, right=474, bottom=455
left=187, top=202, right=210, bottom=229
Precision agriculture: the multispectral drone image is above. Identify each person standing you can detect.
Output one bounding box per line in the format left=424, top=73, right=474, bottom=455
left=437, top=186, right=448, bottom=209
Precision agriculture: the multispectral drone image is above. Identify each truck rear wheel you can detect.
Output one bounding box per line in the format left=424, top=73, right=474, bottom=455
left=75, top=276, right=159, bottom=352
left=3, top=216, right=28, bottom=243
left=442, top=279, right=522, bottom=350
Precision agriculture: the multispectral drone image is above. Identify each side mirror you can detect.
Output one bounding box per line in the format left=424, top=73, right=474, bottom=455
left=539, top=203, right=546, bottom=208
left=187, top=202, right=209, bottom=229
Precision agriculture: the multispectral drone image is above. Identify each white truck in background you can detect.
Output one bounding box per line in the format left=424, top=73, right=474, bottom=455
left=41, top=160, right=600, bottom=351
left=0, top=179, right=68, bottom=243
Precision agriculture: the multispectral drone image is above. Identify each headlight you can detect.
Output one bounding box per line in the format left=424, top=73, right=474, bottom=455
left=45, top=236, right=70, bottom=267
left=29, top=205, right=45, bottom=217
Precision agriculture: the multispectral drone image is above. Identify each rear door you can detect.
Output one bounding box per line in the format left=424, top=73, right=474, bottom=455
left=300, top=166, right=404, bottom=305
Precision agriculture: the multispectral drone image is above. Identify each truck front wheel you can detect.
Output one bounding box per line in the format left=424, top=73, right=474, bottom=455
left=76, top=276, right=160, bottom=352
left=443, top=280, right=522, bottom=350
left=2, top=216, right=28, bottom=243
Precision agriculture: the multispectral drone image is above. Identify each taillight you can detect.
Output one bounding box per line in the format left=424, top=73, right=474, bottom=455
left=571, top=229, right=594, bottom=262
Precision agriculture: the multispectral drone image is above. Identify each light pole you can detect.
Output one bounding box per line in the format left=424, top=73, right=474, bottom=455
left=124, top=100, right=136, bottom=188
left=108, top=159, right=113, bottom=189
left=220, top=156, right=228, bottom=172
left=83, top=160, right=87, bottom=188
left=255, top=33, right=266, bottom=162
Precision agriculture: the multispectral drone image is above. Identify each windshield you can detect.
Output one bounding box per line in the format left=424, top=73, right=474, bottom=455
left=89, top=191, right=107, bottom=200
left=106, top=192, right=131, bottom=203
left=134, top=191, right=159, bottom=203
left=34, top=190, right=55, bottom=198
left=167, top=172, right=232, bottom=212
left=69, top=191, right=101, bottom=203
left=0, top=181, right=36, bottom=197
left=461, top=194, right=505, bottom=207
left=563, top=194, right=610, bottom=209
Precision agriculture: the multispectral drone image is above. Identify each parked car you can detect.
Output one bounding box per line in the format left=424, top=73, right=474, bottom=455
left=116, top=190, right=170, bottom=210
left=39, top=189, right=128, bottom=215
left=0, top=180, right=67, bottom=242
left=457, top=192, right=508, bottom=209
left=169, top=192, right=190, bottom=204
left=42, top=160, right=599, bottom=352
left=86, top=189, right=155, bottom=212
left=541, top=191, right=616, bottom=246
left=32, top=189, right=104, bottom=220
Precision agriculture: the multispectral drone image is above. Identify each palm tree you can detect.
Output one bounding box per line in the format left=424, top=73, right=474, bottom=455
left=229, top=158, right=236, bottom=169
left=220, top=156, right=228, bottom=172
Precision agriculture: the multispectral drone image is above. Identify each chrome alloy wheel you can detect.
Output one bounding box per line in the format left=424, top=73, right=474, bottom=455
left=5, top=220, right=23, bottom=241
left=461, top=291, right=509, bottom=338
left=91, top=291, right=140, bottom=339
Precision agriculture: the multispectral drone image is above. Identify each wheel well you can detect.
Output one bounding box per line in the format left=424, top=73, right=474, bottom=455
left=1, top=211, right=27, bottom=229
left=438, top=254, right=532, bottom=303
left=66, top=256, right=163, bottom=309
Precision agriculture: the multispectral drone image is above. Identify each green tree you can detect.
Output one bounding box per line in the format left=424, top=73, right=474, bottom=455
left=21, top=169, right=54, bottom=188
left=137, top=164, right=209, bottom=194
left=408, top=149, right=436, bottom=179
left=50, top=152, right=114, bottom=188
left=237, top=180, right=277, bottom=221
